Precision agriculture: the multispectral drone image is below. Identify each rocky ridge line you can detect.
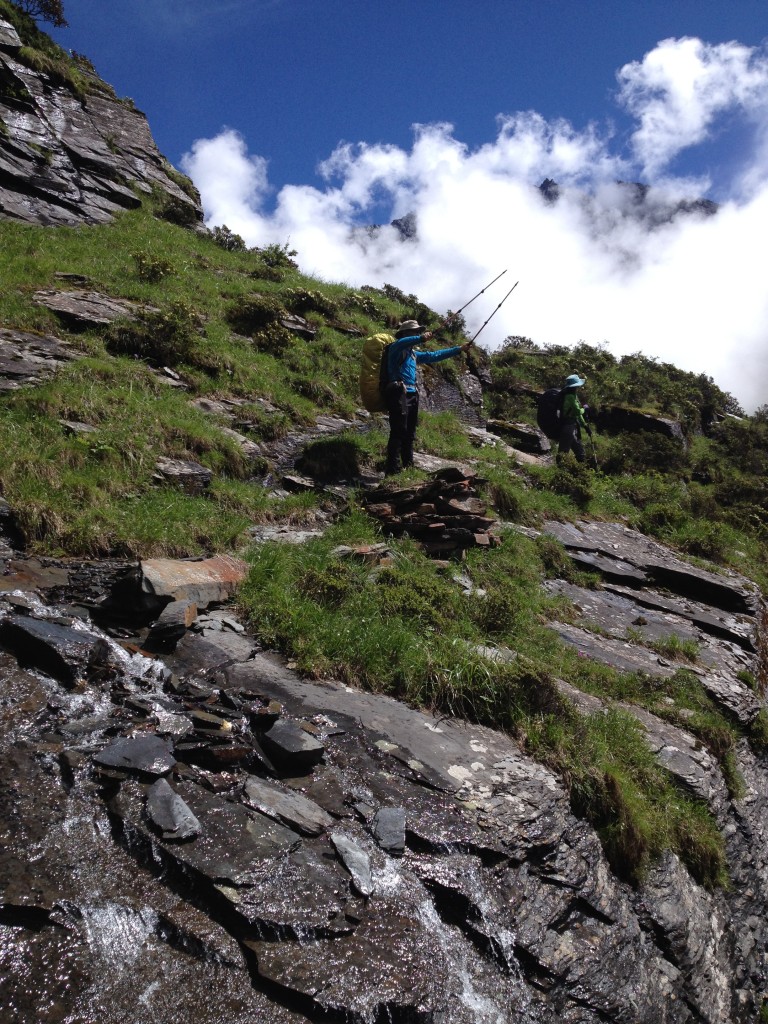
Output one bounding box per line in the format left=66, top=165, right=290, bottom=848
left=0, top=15, right=202, bottom=226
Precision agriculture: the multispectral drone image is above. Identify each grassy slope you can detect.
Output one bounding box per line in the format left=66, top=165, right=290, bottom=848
left=2, top=179, right=768, bottom=889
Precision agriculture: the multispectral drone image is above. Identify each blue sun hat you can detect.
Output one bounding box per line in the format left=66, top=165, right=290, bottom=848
left=564, top=373, right=585, bottom=388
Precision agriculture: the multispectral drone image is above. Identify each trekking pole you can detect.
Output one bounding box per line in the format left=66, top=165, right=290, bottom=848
left=451, top=269, right=508, bottom=319
left=588, top=433, right=599, bottom=470
left=469, top=280, right=519, bottom=343
left=436, top=269, right=508, bottom=332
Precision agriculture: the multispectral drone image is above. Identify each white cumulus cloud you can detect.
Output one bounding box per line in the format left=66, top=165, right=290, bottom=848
left=181, top=37, right=768, bottom=412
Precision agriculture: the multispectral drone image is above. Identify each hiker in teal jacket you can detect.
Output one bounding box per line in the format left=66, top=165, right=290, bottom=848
left=384, top=319, right=470, bottom=474
left=558, top=373, right=591, bottom=463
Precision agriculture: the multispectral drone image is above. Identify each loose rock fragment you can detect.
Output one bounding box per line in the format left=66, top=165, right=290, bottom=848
left=93, top=734, right=176, bottom=777
left=146, top=777, right=202, bottom=840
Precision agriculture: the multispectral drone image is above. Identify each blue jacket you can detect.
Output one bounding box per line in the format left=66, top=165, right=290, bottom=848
left=386, top=334, right=462, bottom=393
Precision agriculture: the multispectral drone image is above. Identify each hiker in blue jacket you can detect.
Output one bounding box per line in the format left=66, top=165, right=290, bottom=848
left=384, top=319, right=470, bottom=475
left=558, top=373, right=591, bottom=463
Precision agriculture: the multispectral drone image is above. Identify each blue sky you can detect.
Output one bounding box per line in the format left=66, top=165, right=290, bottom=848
left=53, top=0, right=768, bottom=196
left=50, top=1, right=768, bottom=409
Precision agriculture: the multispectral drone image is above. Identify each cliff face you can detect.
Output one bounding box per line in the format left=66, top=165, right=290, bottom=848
left=0, top=14, right=202, bottom=226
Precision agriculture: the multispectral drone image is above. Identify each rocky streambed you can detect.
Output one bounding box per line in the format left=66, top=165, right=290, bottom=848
left=0, top=508, right=767, bottom=1024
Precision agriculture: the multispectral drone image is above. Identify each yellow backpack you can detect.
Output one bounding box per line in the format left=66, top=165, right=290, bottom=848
left=359, top=333, right=394, bottom=413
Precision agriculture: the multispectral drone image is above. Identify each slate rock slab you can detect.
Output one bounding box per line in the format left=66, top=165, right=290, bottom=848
left=141, top=554, right=248, bottom=607
left=638, top=852, right=732, bottom=1022
left=603, top=582, right=756, bottom=650
left=112, top=779, right=300, bottom=888
left=372, top=806, right=406, bottom=856
left=0, top=16, right=22, bottom=48
left=242, top=776, right=333, bottom=836
left=0, top=614, right=110, bottom=687
left=543, top=520, right=759, bottom=614
left=144, top=598, right=198, bottom=649
left=0, top=48, right=201, bottom=228
left=154, top=457, right=213, bottom=495
left=0, top=326, right=77, bottom=390
left=486, top=418, right=552, bottom=453
left=94, top=734, right=176, bottom=777
left=222, top=843, right=361, bottom=936
left=331, top=832, right=373, bottom=897
left=260, top=719, right=325, bottom=771
left=33, top=289, right=142, bottom=328
left=146, top=777, right=202, bottom=840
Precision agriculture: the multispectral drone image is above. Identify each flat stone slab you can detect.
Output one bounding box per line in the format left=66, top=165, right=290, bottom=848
left=603, top=582, right=755, bottom=650
left=154, top=457, right=213, bottom=495
left=547, top=580, right=701, bottom=646
left=0, top=327, right=78, bottom=390
left=242, top=776, right=334, bottom=836
left=163, top=629, right=256, bottom=678
left=552, top=621, right=679, bottom=678
left=542, top=520, right=759, bottom=614
left=224, top=655, right=568, bottom=850
left=93, top=734, right=176, bottom=777
left=546, top=580, right=754, bottom=681
left=486, top=418, right=552, bottom=453
left=330, top=832, right=373, bottom=897
left=141, top=555, right=248, bottom=607
left=0, top=614, right=110, bottom=687
left=247, top=901, right=440, bottom=1019
left=111, top=779, right=300, bottom=887
left=372, top=807, right=406, bottom=856
left=33, top=289, right=141, bottom=327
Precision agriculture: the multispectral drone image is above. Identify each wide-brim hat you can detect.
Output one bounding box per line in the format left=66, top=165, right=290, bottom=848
left=396, top=319, right=423, bottom=336
left=564, top=373, right=585, bottom=388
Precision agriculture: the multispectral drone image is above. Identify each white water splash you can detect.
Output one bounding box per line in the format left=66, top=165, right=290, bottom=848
left=80, top=904, right=159, bottom=968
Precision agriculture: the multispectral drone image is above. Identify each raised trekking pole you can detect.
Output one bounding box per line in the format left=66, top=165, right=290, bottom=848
left=451, top=269, right=508, bottom=319
left=469, top=280, right=519, bottom=343
left=437, top=269, right=508, bottom=332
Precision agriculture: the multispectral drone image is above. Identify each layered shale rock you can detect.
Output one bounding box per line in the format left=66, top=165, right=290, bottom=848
left=0, top=15, right=202, bottom=226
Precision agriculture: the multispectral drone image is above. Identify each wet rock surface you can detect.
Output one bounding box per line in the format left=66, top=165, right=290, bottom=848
left=0, top=494, right=766, bottom=1022
left=0, top=545, right=766, bottom=1023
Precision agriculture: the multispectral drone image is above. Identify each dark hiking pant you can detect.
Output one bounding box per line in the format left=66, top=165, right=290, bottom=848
left=385, top=384, right=419, bottom=474
left=558, top=420, right=585, bottom=462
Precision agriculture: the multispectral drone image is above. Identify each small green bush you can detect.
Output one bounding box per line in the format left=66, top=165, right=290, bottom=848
left=472, top=589, right=521, bottom=636
left=295, top=436, right=363, bottom=481
left=105, top=301, right=201, bottom=366
left=549, top=455, right=594, bottom=507
left=258, top=241, right=298, bottom=270
left=132, top=250, right=175, bottom=283
left=282, top=287, right=339, bottom=318
left=211, top=224, right=248, bottom=252
left=298, top=562, right=358, bottom=608
left=600, top=431, right=689, bottom=477
left=225, top=293, right=285, bottom=335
